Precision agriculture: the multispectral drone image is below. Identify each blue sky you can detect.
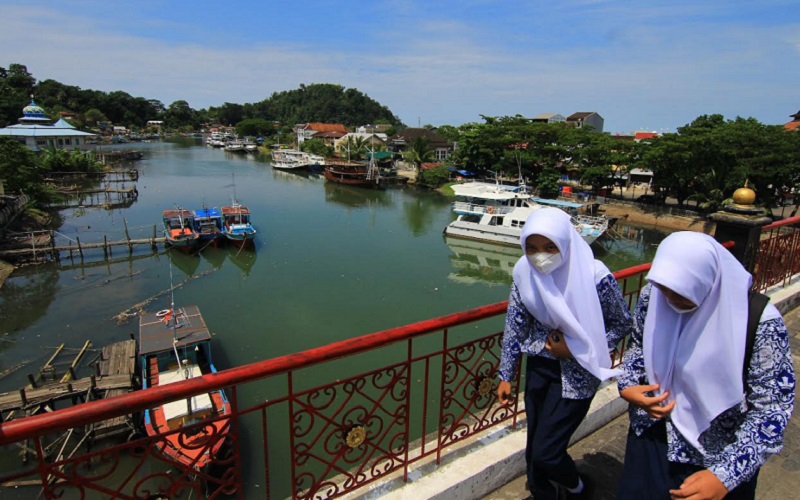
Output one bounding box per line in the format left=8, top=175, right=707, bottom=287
left=2, top=1, right=798, bottom=133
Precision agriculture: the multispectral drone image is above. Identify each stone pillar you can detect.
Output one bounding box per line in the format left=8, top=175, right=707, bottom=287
left=709, top=186, right=772, bottom=272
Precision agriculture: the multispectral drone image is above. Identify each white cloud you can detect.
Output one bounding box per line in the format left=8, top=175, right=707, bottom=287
left=2, top=2, right=797, bottom=133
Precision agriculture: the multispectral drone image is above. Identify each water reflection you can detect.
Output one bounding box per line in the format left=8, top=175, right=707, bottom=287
left=444, top=237, right=517, bottom=287
left=226, top=246, right=257, bottom=278
left=270, top=168, right=325, bottom=184
left=443, top=221, right=673, bottom=286
left=323, top=182, right=393, bottom=209
left=0, top=265, right=59, bottom=339
left=166, top=248, right=201, bottom=277
left=592, top=221, right=672, bottom=271
left=201, top=246, right=227, bottom=270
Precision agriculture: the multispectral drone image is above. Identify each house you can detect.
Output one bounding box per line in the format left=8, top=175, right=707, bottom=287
left=531, top=113, right=566, bottom=124
left=356, top=124, right=392, bottom=134
left=785, top=110, right=800, bottom=132
left=334, top=132, right=388, bottom=155
left=566, top=112, right=604, bottom=133
left=634, top=131, right=659, bottom=141
left=387, top=128, right=454, bottom=162
left=0, top=100, right=96, bottom=151
left=295, top=123, right=349, bottom=144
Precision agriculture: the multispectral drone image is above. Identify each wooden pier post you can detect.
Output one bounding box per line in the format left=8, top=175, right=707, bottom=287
left=123, top=218, right=132, bottom=254
left=27, top=374, right=37, bottom=389
left=49, top=230, right=58, bottom=262
left=103, top=235, right=108, bottom=259
left=76, top=236, right=84, bottom=262
left=19, top=388, right=27, bottom=407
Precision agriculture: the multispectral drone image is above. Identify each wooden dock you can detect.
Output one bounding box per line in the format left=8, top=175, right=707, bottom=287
left=0, top=339, right=138, bottom=442
left=0, top=221, right=165, bottom=264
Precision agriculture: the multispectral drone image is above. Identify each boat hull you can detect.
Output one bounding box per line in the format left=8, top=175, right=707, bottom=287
left=444, top=219, right=602, bottom=247
left=323, top=167, right=382, bottom=188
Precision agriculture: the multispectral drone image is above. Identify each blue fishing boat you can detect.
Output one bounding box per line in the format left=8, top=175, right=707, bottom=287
left=192, top=207, right=224, bottom=244
left=221, top=201, right=256, bottom=246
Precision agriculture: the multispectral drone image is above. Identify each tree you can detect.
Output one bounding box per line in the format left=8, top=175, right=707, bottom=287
left=417, top=164, right=451, bottom=188
left=535, top=167, right=561, bottom=198
left=300, top=138, right=334, bottom=158
left=163, top=100, right=198, bottom=130
left=403, top=137, right=435, bottom=170
left=0, top=137, right=52, bottom=203
left=236, top=118, right=274, bottom=138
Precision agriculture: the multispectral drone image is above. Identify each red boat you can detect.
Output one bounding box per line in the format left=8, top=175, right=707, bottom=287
left=139, top=305, right=231, bottom=470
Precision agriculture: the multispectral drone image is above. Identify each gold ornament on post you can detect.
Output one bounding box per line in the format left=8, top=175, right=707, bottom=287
left=732, top=180, right=757, bottom=206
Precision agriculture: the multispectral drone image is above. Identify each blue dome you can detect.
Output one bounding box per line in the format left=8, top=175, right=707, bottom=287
left=22, top=100, right=46, bottom=119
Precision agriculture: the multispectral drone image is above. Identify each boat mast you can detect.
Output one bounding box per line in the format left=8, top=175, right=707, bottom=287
left=167, top=261, right=188, bottom=381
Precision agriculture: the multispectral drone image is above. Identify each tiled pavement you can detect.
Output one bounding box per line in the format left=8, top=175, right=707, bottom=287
left=484, top=306, right=800, bottom=500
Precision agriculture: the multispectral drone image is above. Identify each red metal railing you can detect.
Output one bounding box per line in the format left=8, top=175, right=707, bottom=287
left=752, top=215, right=800, bottom=292
left=0, top=262, right=700, bottom=499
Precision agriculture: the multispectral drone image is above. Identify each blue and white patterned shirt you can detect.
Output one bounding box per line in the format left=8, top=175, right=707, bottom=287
left=617, top=284, right=795, bottom=491
left=499, top=268, right=633, bottom=400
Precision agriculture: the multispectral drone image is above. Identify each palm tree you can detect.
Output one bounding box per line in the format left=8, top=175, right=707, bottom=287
left=403, top=137, right=435, bottom=171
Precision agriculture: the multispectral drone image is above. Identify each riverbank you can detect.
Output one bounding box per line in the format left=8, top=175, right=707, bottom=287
left=601, top=201, right=716, bottom=233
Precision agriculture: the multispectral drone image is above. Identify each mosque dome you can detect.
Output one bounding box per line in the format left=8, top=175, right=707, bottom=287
left=22, top=100, right=47, bottom=119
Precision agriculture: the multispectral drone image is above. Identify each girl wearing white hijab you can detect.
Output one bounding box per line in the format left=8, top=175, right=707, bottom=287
left=497, top=208, right=633, bottom=500
left=617, top=232, right=794, bottom=500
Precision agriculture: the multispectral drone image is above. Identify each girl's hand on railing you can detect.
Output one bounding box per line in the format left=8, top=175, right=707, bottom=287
left=497, top=380, right=512, bottom=405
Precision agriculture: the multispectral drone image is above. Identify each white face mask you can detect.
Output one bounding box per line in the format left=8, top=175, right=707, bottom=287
left=527, top=252, right=562, bottom=274
left=667, top=300, right=698, bottom=314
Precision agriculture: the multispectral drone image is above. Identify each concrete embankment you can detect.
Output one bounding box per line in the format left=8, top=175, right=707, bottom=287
left=600, top=201, right=716, bottom=233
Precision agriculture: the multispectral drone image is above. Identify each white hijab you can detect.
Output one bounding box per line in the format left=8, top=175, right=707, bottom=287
left=644, top=232, right=752, bottom=451
left=512, top=208, right=621, bottom=381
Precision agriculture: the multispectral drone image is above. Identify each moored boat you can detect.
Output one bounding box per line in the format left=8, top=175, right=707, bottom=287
left=221, top=202, right=256, bottom=246
left=323, top=159, right=382, bottom=188
left=139, top=304, right=231, bottom=470
left=193, top=207, right=224, bottom=244
left=162, top=208, right=200, bottom=249
left=443, top=181, right=608, bottom=246
left=270, top=148, right=324, bottom=170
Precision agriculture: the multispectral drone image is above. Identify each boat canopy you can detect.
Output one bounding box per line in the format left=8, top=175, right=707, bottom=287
left=530, top=197, right=585, bottom=209
left=139, top=305, right=212, bottom=356
left=451, top=182, right=530, bottom=201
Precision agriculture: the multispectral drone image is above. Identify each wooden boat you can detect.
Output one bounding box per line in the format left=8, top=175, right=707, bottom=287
left=162, top=209, right=200, bottom=249
left=323, top=159, right=382, bottom=188
left=192, top=207, right=224, bottom=243
left=139, top=305, right=231, bottom=470
left=221, top=202, right=256, bottom=246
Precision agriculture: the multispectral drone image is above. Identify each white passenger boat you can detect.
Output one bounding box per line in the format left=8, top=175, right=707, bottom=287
left=270, top=149, right=325, bottom=170
left=444, top=182, right=608, bottom=247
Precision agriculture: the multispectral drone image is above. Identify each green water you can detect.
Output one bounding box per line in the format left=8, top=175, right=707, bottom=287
left=0, top=139, right=671, bottom=497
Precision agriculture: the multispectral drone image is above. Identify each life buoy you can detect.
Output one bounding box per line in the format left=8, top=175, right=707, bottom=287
left=156, top=309, right=171, bottom=318
left=486, top=206, right=495, bottom=214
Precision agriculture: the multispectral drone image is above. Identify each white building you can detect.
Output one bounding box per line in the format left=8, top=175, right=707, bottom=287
left=0, top=100, right=96, bottom=151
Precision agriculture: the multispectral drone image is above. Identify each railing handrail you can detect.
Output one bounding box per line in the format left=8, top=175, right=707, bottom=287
left=0, top=300, right=509, bottom=445
left=0, top=247, right=738, bottom=447
left=763, top=215, right=800, bottom=231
